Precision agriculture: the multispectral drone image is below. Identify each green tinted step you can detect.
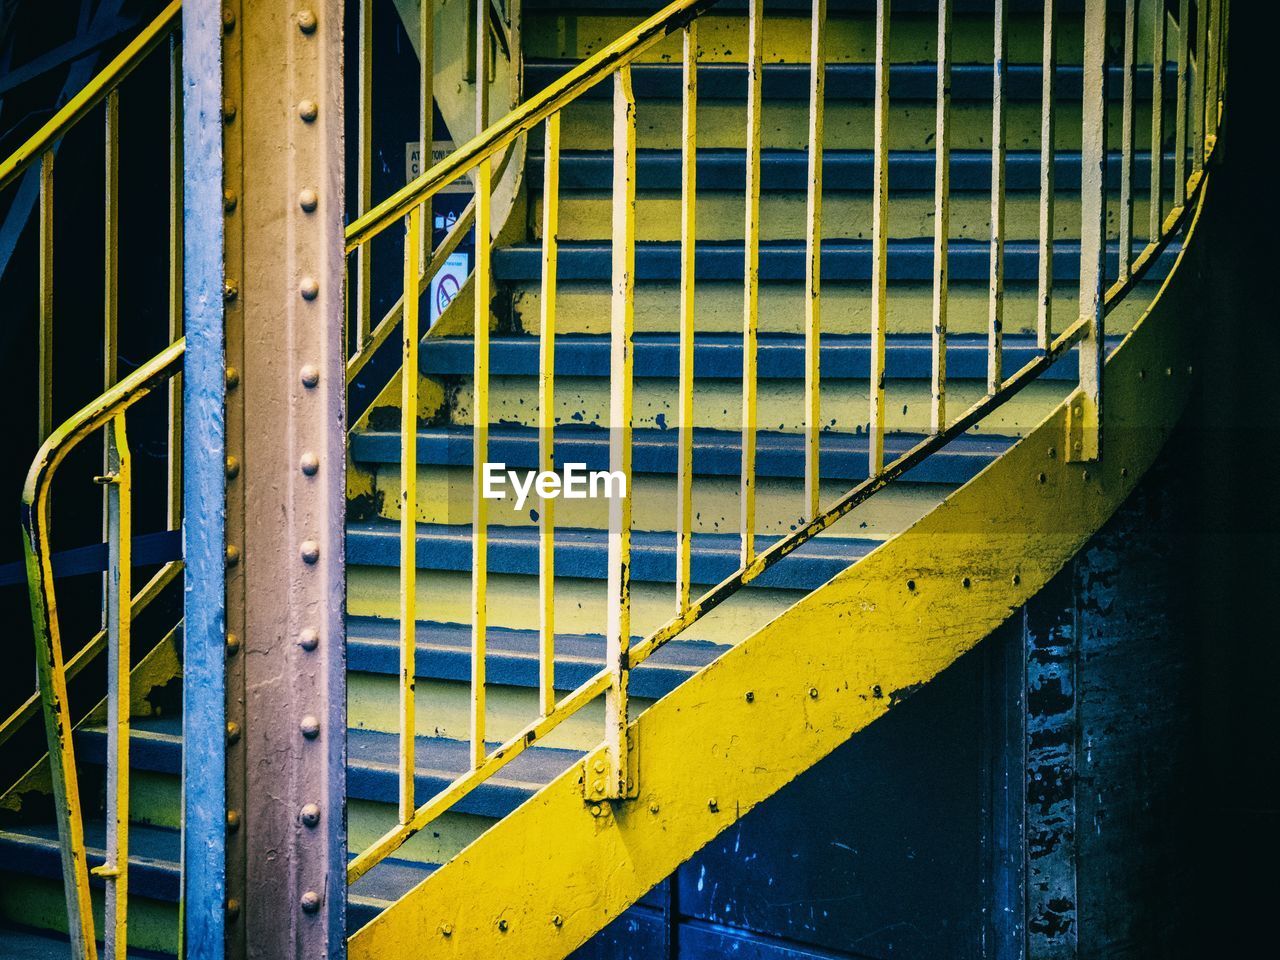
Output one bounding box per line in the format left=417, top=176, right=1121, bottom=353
left=347, top=520, right=878, bottom=591
left=348, top=616, right=725, bottom=700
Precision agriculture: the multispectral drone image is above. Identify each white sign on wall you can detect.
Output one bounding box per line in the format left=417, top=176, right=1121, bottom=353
left=406, top=140, right=472, bottom=193
left=429, top=252, right=469, bottom=326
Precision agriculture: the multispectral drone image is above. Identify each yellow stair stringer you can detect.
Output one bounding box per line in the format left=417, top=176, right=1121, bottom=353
left=348, top=174, right=1211, bottom=960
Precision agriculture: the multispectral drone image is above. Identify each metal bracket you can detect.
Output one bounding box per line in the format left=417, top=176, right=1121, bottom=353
left=584, top=727, right=639, bottom=804
left=1064, top=387, right=1100, bottom=463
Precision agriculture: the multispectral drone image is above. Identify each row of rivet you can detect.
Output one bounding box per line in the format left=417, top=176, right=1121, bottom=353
left=293, top=5, right=323, bottom=918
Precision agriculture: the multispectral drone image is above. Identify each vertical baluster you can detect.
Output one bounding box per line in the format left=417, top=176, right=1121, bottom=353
left=1205, top=0, right=1220, bottom=144
left=741, top=0, right=763, bottom=563
left=471, top=0, right=491, bottom=771
left=101, top=414, right=131, bottom=960
left=606, top=67, right=637, bottom=799
left=1193, top=0, right=1207, bottom=172
left=988, top=0, right=1007, bottom=393
left=1174, top=0, right=1189, bottom=208
left=804, top=0, right=825, bottom=517
left=420, top=0, right=434, bottom=272
left=676, top=22, right=697, bottom=612
left=168, top=36, right=183, bottom=530
left=39, top=152, right=53, bottom=443
left=868, top=0, right=890, bottom=475
left=1118, top=0, right=1136, bottom=283
left=1071, top=0, right=1106, bottom=464
left=1219, top=0, right=1229, bottom=109
left=399, top=208, right=422, bottom=823
left=539, top=114, right=560, bottom=717
left=1150, top=0, right=1165, bottom=242
left=931, top=0, right=950, bottom=432
left=103, top=90, right=119, bottom=627
left=1037, top=0, right=1055, bottom=352
left=357, top=0, right=374, bottom=346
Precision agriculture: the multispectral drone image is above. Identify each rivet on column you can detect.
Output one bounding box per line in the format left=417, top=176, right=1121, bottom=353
left=300, top=540, right=320, bottom=564
left=297, top=628, right=319, bottom=651
left=299, top=276, right=320, bottom=301
left=300, top=803, right=321, bottom=827
left=300, top=715, right=320, bottom=739
left=300, top=452, right=320, bottom=476
left=297, top=9, right=318, bottom=33
left=299, top=188, right=319, bottom=213
left=300, top=365, right=320, bottom=388
left=298, top=100, right=318, bottom=122
left=300, top=891, right=321, bottom=914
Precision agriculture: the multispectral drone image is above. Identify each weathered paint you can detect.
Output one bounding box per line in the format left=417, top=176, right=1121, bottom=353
left=347, top=158, right=1213, bottom=960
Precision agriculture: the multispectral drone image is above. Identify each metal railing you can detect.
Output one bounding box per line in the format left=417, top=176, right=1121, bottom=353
left=20, top=339, right=185, bottom=960
left=1, top=4, right=185, bottom=958
left=344, top=0, right=1229, bottom=885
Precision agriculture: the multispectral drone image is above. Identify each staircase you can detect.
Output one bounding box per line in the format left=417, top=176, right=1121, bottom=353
left=0, top=0, right=1223, bottom=957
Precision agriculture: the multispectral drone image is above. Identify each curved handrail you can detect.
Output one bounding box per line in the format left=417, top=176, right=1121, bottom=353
left=20, top=338, right=184, bottom=960
left=0, top=0, right=181, bottom=192
left=345, top=0, right=719, bottom=250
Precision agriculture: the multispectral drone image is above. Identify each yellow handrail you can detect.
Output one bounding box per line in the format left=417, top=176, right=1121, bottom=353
left=21, top=338, right=185, bottom=960
left=344, top=0, right=718, bottom=251
left=0, top=0, right=181, bottom=193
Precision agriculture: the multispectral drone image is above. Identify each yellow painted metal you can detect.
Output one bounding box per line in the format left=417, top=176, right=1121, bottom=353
left=1118, top=0, right=1137, bottom=285
left=676, top=23, right=697, bottom=613
left=1150, top=0, right=1165, bottom=244
left=472, top=159, right=491, bottom=771
left=97, top=414, right=131, bottom=960
left=804, top=0, right=825, bottom=518
left=357, top=0, right=374, bottom=348
left=931, top=0, right=950, bottom=433
left=345, top=0, right=717, bottom=251
left=0, top=0, right=181, bottom=192
left=21, top=339, right=183, bottom=960
left=539, top=113, right=560, bottom=718
left=419, top=0, right=435, bottom=273
left=987, top=0, right=1007, bottom=394
left=1069, top=0, right=1106, bottom=464
left=39, top=153, right=54, bottom=443
left=1037, top=0, right=1055, bottom=352
left=167, top=37, right=183, bottom=532
left=347, top=169, right=1214, bottom=959
left=605, top=66, right=637, bottom=802
left=400, top=207, right=423, bottom=825
left=868, top=0, right=890, bottom=474
left=1193, top=0, right=1207, bottom=173
left=1174, top=0, right=1188, bottom=209
left=740, top=0, right=762, bottom=565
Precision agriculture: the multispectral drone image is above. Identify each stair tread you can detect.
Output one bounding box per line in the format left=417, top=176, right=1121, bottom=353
left=0, top=818, right=437, bottom=921
left=0, top=924, right=172, bottom=959
left=492, top=238, right=1176, bottom=282
left=349, top=424, right=1011, bottom=486
left=73, top=719, right=580, bottom=818
left=347, top=519, right=882, bottom=590
left=529, top=147, right=1175, bottom=194
left=420, top=332, right=1100, bottom=381
left=348, top=616, right=724, bottom=699
left=524, top=60, right=1175, bottom=103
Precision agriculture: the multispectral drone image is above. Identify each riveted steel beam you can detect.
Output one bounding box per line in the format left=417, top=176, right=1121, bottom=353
left=221, top=2, right=347, bottom=958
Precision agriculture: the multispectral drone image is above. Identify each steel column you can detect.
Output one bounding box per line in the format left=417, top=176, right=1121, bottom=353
left=222, top=2, right=348, bottom=957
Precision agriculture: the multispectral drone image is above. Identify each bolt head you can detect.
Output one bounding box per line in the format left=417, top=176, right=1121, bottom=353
left=225, top=455, right=240, bottom=479
left=222, top=8, right=236, bottom=31
left=744, top=690, right=754, bottom=703
left=300, top=451, right=320, bottom=476
left=226, top=721, right=241, bottom=744
left=225, top=898, right=241, bottom=919
left=297, top=9, right=318, bottom=33
left=649, top=801, right=660, bottom=814
left=225, top=366, right=240, bottom=389
left=300, top=715, right=320, bottom=739
left=440, top=923, right=453, bottom=937
left=708, top=798, right=719, bottom=812
left=592, top=779, right=604, bottom=795
left=299, top=276, right=320, bottom=301
left=593, top=758, right=606, bottom=774
left=1012, top=573, right=1021, bottom=586
left=300, top=364, right=320, bottom=388
left=222, top=99, right=236, bottom=123
left=590, top=804, right=603, bottom=817
left=808, top=686, right=819, bottom=699
left=226, top=632, right=241, bottom=655
left=225, top=544, right=240, bottom=567
left=298, top=100, right=319, bottom=122
left=223, top=190, right=238, bottom=213
left=300, top=803, right=321, bottom=827
left=300, top=540, right=320, bottom=564
left=498, top=919, right=509, bottom=933
left=299, top=188, right=319, bottom=213
left=298, top=627, right=319, bottom=651
left=223, top=280, right=238, bottom=302
left=552, top=914, right=564, bottom=928
left=226, top=809, right=240, bottom=831
left=299, top=890, right=321, bottom=914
